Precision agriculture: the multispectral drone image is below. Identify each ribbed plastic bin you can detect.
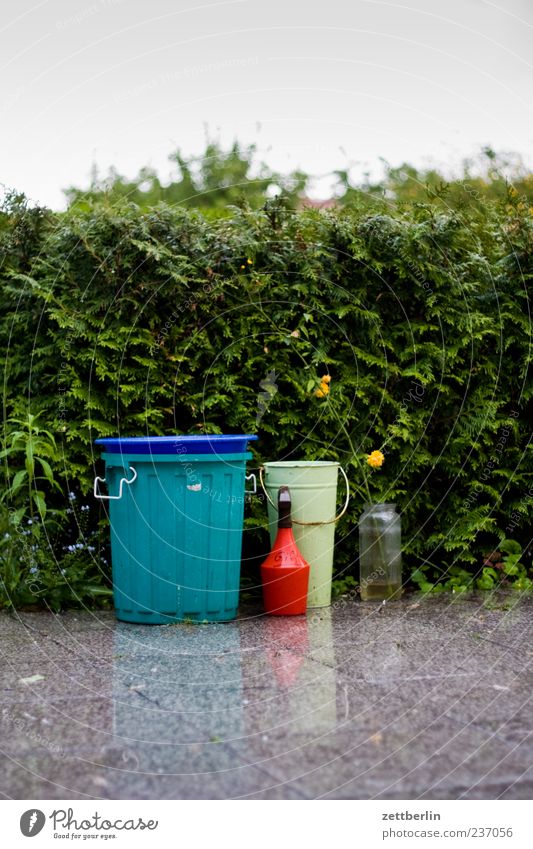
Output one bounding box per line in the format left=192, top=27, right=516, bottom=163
left=94, top=435, right=257, bottom=624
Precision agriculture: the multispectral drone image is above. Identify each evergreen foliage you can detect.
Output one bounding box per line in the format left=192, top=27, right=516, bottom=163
left=1, top=187, right=532, bottom=607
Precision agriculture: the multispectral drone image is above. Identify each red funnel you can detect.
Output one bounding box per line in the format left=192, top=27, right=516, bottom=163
left=261, top=486, right=310, bottom=616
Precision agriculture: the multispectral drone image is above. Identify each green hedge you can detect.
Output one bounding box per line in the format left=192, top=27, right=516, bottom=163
left=1, top=191, right=532, bottom=607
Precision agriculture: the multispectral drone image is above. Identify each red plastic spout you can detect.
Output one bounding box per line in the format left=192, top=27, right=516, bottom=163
left=261, top=486, right=310, bottom=616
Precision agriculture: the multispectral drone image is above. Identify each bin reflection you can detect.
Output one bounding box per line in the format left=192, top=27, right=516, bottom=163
left=112, top=622, right=244, bottom=773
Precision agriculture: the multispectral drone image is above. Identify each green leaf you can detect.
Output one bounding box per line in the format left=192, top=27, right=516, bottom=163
left=499, top=539, right=522, bottom=555
left=9, top=469, right=27, bottom=495
left=9, top=507, right=27, bottom=526
left=32, top=492, right=47, bottom=520
left=502, top=559, right=520, bottom=576
left=37, top=457, right=55, bottom=484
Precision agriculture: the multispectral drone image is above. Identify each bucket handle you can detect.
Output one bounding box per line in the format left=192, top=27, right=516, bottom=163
left=245, top=473, right=257, bottom=494
left=93, top=466, right=137, bottom=500
left=258, top=465, right=350, bottom=525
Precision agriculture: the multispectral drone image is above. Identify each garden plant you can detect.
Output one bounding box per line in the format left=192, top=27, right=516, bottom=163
left=1, top=170, right=532, bottom=609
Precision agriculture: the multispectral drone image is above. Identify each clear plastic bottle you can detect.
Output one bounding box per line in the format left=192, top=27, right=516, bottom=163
left=359, top=503, right=402, bottom=601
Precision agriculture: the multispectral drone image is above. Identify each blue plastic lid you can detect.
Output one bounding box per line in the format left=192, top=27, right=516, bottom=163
left=95, top=434, right=258, bottom=455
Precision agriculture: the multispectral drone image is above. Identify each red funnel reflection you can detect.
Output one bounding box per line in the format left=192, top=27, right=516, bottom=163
left=264, top=617, right=309, bottom=688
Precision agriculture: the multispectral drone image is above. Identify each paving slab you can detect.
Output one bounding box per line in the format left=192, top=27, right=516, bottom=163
left=0, top=593, right=531, bottom=799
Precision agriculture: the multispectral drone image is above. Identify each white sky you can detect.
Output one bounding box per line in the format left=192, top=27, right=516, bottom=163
left=1, top=0, right=532, bottom=208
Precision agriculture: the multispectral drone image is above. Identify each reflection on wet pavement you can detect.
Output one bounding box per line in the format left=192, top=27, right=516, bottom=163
left=1, top=595, right=532, bottom=799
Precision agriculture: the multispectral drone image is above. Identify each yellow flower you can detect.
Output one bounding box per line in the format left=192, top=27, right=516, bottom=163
left=240, top=264, right=246, bottom=270
left=367, top=450, right=385, bottom=469
left=315, top=381, right=330, bottom=398
left=320, top=374, right=331, bottom=384
left=247, top=258, right=253, bottom=265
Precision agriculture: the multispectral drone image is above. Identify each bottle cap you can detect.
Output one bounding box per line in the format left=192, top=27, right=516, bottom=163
left=277, top=486, right=292, bottom=528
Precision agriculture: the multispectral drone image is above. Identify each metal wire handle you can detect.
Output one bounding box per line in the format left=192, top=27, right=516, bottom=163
left=258, top=465, right=350, bottom=526
left=93, top=466, right=137, bottom=500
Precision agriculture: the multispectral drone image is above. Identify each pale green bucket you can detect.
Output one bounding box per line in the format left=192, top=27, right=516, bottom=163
left=261, top=461, right=349, bottom=608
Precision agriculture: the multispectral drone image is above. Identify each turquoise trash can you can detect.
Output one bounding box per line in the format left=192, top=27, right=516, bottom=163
left=93, top=435, right=257, bottom=624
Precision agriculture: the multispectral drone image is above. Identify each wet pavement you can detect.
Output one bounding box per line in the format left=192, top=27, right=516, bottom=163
left=1, top=593, right=531, bottom=800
